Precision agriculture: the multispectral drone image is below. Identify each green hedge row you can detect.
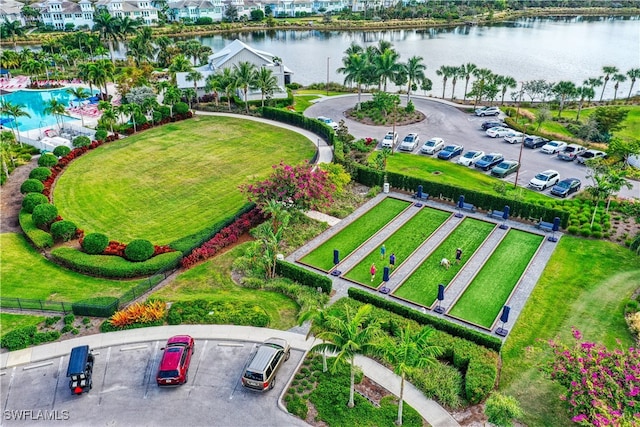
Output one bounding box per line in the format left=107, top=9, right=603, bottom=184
left=169, top=202, right=255, bottom=254
left=50, top=247, right=182, bottom=278
left=274, top=260, right=332, bottom=293
left=233, top=89, right=294, bottom=109
left=0, top=326, right=61, bottom=351
left=350, top=164, right=569, bottom=228
left=348, top=288, right=502, bottom=351
left=262, top=107, right=335, bottom=145
left=72, top=297, right=119, bottom=317
left=19, top=210, right=54, bottom=249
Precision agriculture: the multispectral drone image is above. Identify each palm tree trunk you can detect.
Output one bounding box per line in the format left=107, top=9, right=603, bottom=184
left=108, top=40, right=116, bottom=64
left=348, top=360, right=355, bottom=408
left=627, top=81, right=636, bottom=101
left=591, top=202, right=598, bottom=228
left=396, top=373, right=405, bottom=426
left=244, top=87, right=249, bottom=113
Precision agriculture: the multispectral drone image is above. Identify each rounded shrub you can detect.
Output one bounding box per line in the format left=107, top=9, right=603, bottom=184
left=94, top=129, right=107, bottom=142
left=81, top=232, right=109, bottom=255
left=29, top=167, right=52, bottom=182
left=73, top=135, right=91, bottom=148
left=566, top=225, right=579, bottom=235
left=124, top=239, right=154, bottom=262
left=580, top=228, right=592, bottom=238
left=591, top=231, right=603, bottom=239
left=52, top=145, right=71, bottom=157
left=591, top=224, right=602, bottom=232
left=20, top=179, right=44, bottom=194
left=32, top=203, right=58, bottom=228
left=50, top=220, right=78, bottom=242
left=38, top=153, right=58, bottom=167
left=22, top=193, right=49, bottom=213
left=174, top=102, right=189, bottom=115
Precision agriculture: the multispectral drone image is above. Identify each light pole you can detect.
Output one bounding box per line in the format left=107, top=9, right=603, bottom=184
left=513, top=82, right=525, bottom=189
left=326, top=57, right=330, bottom=96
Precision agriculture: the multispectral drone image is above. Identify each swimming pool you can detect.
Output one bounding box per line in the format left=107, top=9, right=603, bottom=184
left=0, top=88, right=96, bottom=132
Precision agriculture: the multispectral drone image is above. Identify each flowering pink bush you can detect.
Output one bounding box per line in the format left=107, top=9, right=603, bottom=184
left=240, top=161, right=334, bottom=212
left=547, top=328, right=640, bottom=426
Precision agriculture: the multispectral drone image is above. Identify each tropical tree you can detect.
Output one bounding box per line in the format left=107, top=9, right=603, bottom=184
left=117, top=102, right=141, bottom=133
left=251, top=205, right=290, bottom=278
left=420, top=77, right=433, bottom=95
left=185, top=70, right=203, bottom=103
left=0, top=49, right=19, bottom=70
left=182, top=88, right=197, bottom=110
left=233, top=61, right=258, bottom=113
left=471, top=68, right=494, bottom=106
left=599, top=66, right=619, bottom=102
left=92, top=9, right=121, bottom=63
left=168, top=54, right=192, bottom=84
left=403, top=56, right=426, bottom=101
left=625, top=68, right=640, bottom=101
left=90, top=59, right=115, bottom=99
left=436, top=65, right=454, bottom=99
left=298, top=306, right=333, bottom=373
left=497, top=75, right=517, bottom=105
left=611, top=73, right=627, bottom=102
left=311, top=304, right=382, bottom=408
left=373, top=49, right=401, bottom=92
left=338, top=53, right=370, bottom=109
left=585, top=161, right=632, bottom=225
left=381, top=325, right=442, bottom=426
left=1, top=19, right=25, bottom=50
left=43, top=99, right=67, bottom=132
left=205, top=74, right=222, bottom=106
left=552, top=81, right=577, bottom=117
left=162, top=85, right=181, bottom=117
left=254, top=67, right=278, bottom=107
left=127, top=26, right=156, bottom=67
left=460, top=62, right=477, bottom=102
left=575, top=86, right=595, bottom=120
left=98, top=102, right=117, bottom=133
left=21, top=59, right=44, bottom=84
left=0, top=100, right=30, bottom=145
left=66, top=87, right=90, bottom=127
left=219, top=68, right=237, bottom=111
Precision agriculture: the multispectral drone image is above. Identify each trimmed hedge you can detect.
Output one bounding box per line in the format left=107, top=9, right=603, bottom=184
left=72, top=297, right=119, bottom=317
left=50, top=247, right=182, bottom=278
left=124, top=239, right=154, bottom=262
left=53, top=145, right=71, bottom=157
left=81, top=232, right=110, bottom=255
left=348, top=287, right=502, bottom=351
left=22, top=193, right=49, bottom=213
left=38, top=153, right=58, bottom=167
left=19, top=210, right=54, bottom=249
left=94, top=129, right=108, bottom=142
left=275, top=260, right=332, bottom=293
left=72, top=135, right=91, bottom=148
left=29, top=167, right=52, bottom=182
left=32, top=203, right=58, bottom=228
left=20, top=178, right=45, bottom=194
left=0, top=326, right=61, bottom=351
left=167, top=299, right=270, bottom=327
left=50, top=220, right=77, bottom=242
left=262, top=107, right=335, bottom=145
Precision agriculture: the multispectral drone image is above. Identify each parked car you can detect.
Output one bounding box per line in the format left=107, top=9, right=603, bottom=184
left=437, top=144, right=464, bottom=160
left=541, top=140, right=568, bottom=154
left=457, top=150, right=485, bottom=167
left=577, top=149, right=607, bottom=164
left=241, top=337, right=290, bottom=391
left=523, top=135, right=550, bottom=149
left=551, top=178, right=582, bottom=198
left=316, top=116, right=338, bottom=130
left=486, top=126, right=512, bottom=138
left=504, top=131, right=526, bottom=144
left=156, top=335, right=195, bottom=386
left=381, top=131, right=398, bottom=148
left=399, top=133, right=420, bottom=151
left=420, top=137, right=445, bottom=155
left=475, top=106, right=501, bottom=117
left=557, top=144, right=587, bottom=161
left=474, top=152, right=504, bottom=171
left=529, top=169, right=560, bottom=190
left=491, top=160, right=520, bottom=178
left=481, top=120, right=504, bottom=131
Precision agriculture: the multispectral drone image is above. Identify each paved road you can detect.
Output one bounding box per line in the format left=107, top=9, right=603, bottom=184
left=305, top=94, right=639, bottom=200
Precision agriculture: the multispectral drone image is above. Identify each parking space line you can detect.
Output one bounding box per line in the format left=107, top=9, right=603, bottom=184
left=51, top=357, right=63, bottom=409
left=188, top=340, right=208, bottom=393
left=218, top=342, right=244, bottom=347
left=230, top=343, right=256, bottom=400
left=98, top=347, right=111, bottom=406
left=3, top=367, right=15, bottom=412
left=143, top=341, right=160, bottom=399
left=120, top=345, right=148, bottom=352
left=22, top=361, right=53, bottom=370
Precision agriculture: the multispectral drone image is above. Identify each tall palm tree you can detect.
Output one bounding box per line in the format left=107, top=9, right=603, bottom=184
left=403, top=56, right=426, bottom=101
left=168, top=54, right=192, bottom=84
left=92, top=9, right=121, bottom=63
left=163, top=85, right=182, bottom=117
left=575, top=86, right=595, bottom=120
left=185, top=70, right=203, bottom=103
left=381, top=325, right=442, bottom=426
left=182, top=88, right=197, bottom=110
left=460, top=62, right=477, bottom=102
left=254, top=67, right=278, bottom=108
left=311, top=304, right=382, bottom=408
left=205, top=74, right=222, bottom=106
left=0, top=50, right=19, bottom=70
left=497, top=75, right=517, bottom=105
left=611, top=73, right=627, bottom=102
left=127, top=27, right=156, bottom=67
left=552, top=81, right=577, bottom=117
left=117, top=16, right=141, bottom=40
left=66, top=87, right=90, bottom=127
left=98, top=103, right=117, bottom=133
left=471, top=67, right=494, bottom=107
left=118, top=103, right=141, bottom=133
left=337, top=53, right=369, bottom=109
left=298, top=306, right=333, bottom=373
left=435, top=65, right=454, bottom=99
left=43, top=99, right=67, bottom=132
left=625, top=68, right=640, bottom=101
left=21, top=59, right=44, bottom=85
left=599, top=65, right=619, bottom=102
left=219, top=68, right=237, bottom=111
left=373, top=49, right=401, bottom=92
left=343, top=41, right=363, bottom=57
left=449, top=66, right=463, bottom=100
left=233, top=61, right=258, bottom=113
left=2, top=19, right=25, bottom=50
left=0, top=100, right=30, bottom=145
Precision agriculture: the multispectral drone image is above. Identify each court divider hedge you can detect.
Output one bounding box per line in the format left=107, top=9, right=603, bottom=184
left=262, top=107, right=335, bottom=145
left=275, top=260, right=332, bottom=293
left=72, top=297, right=119, bottom=317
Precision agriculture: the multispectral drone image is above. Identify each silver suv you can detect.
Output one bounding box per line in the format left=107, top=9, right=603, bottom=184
left=558, top=144, right=586, bottom=161
left=241, top=338, right=290, bottom=391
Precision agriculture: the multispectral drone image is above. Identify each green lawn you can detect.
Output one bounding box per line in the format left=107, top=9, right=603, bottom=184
left=292, top=95, right=320, bottom=112
left=295, top=89, right=347, bottom=96
left=151, top=245, right=299, bottom=330
left=448, top=230, right=543, bottom=328
left=0, top=313, right=45, bottom=337
left=53, top=116, right=315, bottom=245
left=342, top=206, right=451, bottom=287
left=0, top=233, right=141, bottom=302
left=499, top=237, right=640, bottom=426
left=299, top=198, right=410, bottom=271
left=394, top=218, right=496, bottom=307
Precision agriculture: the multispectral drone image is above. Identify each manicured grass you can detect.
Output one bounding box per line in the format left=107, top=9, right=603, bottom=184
left=499, top=237, right=640, bottom=426
left=295, top=89, right=347, bottom=96
left=394, top=218, right=496, bottom=307
left=384, top=154, right=549, bottom=203
left=53, top=116, right=315, bottom=245
left=448, top=230, right=543, bottom=328
left=0, top=313, right=45, bottom=337
left=151, top=244, right=299, bottom=330
left=292, top=95, right=320, bottom=112
left=0, top=233, right=141, bottom=302
left=299, top=198, right=411, bottom=271
left=342, top=206, right=451, bottom=287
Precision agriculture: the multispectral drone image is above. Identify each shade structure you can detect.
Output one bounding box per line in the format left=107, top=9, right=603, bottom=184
left=458, top=195, right=465, bottom=209
left=0, top=117, right=14, bottom=125
left=437, top=284, right=445, bottom=301
left=503, top=205, right=510, bottom=220
left=416, top=185, right=423, bottom=199
left=333, top=249, right=339, bottom=265
left=552, top=217, right=560, bottom=232
left=500, top=306, right=511, bottom=323
left=382, top=266, right=390, bottom=282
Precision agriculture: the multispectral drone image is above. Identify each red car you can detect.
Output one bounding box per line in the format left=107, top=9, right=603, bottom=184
left=156, top=335, right=195, bottom=386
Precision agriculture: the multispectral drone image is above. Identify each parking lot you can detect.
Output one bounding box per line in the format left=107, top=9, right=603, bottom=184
left=305, top=95, right=639, bottom=199
left=1, top=340, right=307, bottom=426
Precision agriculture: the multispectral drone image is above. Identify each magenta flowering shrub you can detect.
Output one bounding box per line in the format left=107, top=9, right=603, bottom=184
left=547, top=328, right=640, bottom=426
left=240, top=161, right=334, bottom=211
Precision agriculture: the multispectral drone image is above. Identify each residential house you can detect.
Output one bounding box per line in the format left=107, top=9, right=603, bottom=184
left=0, top=0, right=26, bottom=26
left=94, top=0, right=159, bottom=25
left=38, top=0, right=94, bottom=30
left=165, top=0, right=224, bottom=23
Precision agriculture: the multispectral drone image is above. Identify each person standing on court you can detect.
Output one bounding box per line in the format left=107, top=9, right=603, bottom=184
left=455, top=248, right=463, bottom=264
left=380, top=244, right=386, bottom=260
left=370, top=263, right=377, bottom=282
left=389, top=253, right=396, bottom=269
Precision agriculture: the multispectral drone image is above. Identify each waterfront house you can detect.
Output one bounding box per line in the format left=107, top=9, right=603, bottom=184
left=0, top=0, right=26, bottom=26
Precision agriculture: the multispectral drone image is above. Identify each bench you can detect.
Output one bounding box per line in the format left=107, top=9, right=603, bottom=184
left=536, top=221, right=554, bottom=232
left=412, top=193, right=429, bottom=202
left=488, top=210, right=504, bottom=220
left=460, top=202, right=476, bottom=213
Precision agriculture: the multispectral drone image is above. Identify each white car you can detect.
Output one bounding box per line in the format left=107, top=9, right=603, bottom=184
left=486, top=126, right=512, bottom=138
left=577, top=149, right=607, bottom=165
left=504, top=131, right=526, bottom=144
left=420, top=137, right=445, bottom=155
left=317, top=116, right=338, bottom=130
left=541, top=140, right=568, bottom=155
left=457, top=150, right=485, bottom=167
left=529, top=169, right=560, bottom=191
left=381, top=131, right=398, bottom=149
left=398, top=133, right=420, bottom=151
left=475, top=106, right=501, bottom=117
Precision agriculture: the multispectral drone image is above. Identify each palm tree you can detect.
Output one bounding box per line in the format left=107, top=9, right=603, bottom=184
left=254, top=67, right=278, bottom=108
left=2, top=19, right=25, bottom=50
left=460, top=63, right=477, bottom=102
left=92, top=9, right=121, bottom=63
left=436, top=65, right=454, bottom=99
left=21, top=59, right=43, bottom=85
left=234, top=61, right=258, bottom=113
left=98, top=103, right=117, bottom=133
left=0, top=49, right=19, bottom=71
left=599, top=66, right=619, bottom=102
left=118, top=103, right=141, bottom=133
left=611, top=73, right=627, bottom=102
left=185, top=70, right=203, bottom=104
left=381, top=325, right=442, bottom=426
left=205, top=74, right=222, bottom=106
left=0, top=100, right=30, bottom=145
left=404, top=56, right=426, bottom=101
left=66, top=87, right=90, bottom=127
left=344, top=41, right=363, bottom=57
left=311, top=304, right=382, bottom=408
left=497, top=75, right=517, bottom=105
left=374, top=49, right=401, bottom=92
left=337, top=53, right=369, bottom=109
left=43, top=99, right=67, bottom=132
left=127, top=27, right=157, bottom=67
left=552, top=81, right=577, bottom=117
left=298, top=306, right=333, bottom=373
left=575, top=86, right=595, bottom=120
left=471, top=67, right=494, bottom=107
left=163, top=85, right=182, bottom=117
left=449, top=66, right=463, bottom=100
left=117, top=16, right=140, bottom=40
left=182, top=88, right=197, bottom=110
left=219, top=68, right=237, bottom=111
left=168, top=54, right=192, bottom=84
left=625, top=68, right=640, bottom=101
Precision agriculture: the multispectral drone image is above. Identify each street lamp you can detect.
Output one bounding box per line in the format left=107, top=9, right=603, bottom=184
left=326, top=57, right=330, bottom=96
left=513, top=82, right=525, bottom=189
